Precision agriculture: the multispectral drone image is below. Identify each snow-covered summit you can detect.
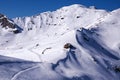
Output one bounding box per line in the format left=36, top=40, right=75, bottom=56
left=13, top=4, right=107, bottom=34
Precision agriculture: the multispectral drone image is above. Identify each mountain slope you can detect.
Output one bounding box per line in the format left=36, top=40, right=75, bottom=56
left=0, top=4, right=120, bottom=80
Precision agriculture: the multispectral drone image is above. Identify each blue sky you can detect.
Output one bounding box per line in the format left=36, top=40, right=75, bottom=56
left=0, top=0, right=120, bottom=18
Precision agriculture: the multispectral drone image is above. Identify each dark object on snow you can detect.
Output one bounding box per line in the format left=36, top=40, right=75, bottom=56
left=36, top=44, right=39, bottom=47
left=61, top=17, right=64, bottom=20
left=28, top=28, right=32, bottom=31
left=42, top=47, right=52, bottom=54
left=64, top=43, right=75, bottom=49
left=76, top=16, right=80, bottom=18
left=13, top=30, right=20, bottom=34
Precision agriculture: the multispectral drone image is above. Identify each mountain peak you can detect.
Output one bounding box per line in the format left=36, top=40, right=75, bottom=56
left=61, top=4, right=86, bottom=9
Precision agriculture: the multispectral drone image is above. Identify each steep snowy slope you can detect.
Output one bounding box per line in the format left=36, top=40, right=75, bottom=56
left=0, top=4, right=120, bottom=80
left=93, top=9, right=120, bottom=54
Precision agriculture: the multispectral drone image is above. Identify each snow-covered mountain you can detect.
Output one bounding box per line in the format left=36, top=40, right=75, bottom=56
left=0, top=4, right=120, bottom=80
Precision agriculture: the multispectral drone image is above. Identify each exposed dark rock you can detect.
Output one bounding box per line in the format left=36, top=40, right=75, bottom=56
left=36, top=44, right=39, bottom=47
left=0, top=14, right=15, bottom=29
left=64, top=43, right=76, bottom=49
left=76, top=16, right=80, bottom=18
left=54, top=24, right=57, bottom=26
left=64, top=43, right=71, bottom=49
left=13, top=30, right=20, bottom=34
left=61, top=17, right=64, bottom=19
left=0, top=13, right=23, bottom=34
left=28, top=28, right=32, bottom=31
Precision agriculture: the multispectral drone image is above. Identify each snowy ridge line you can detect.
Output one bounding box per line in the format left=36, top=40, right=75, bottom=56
left=87, top=13, right=110, bottom=29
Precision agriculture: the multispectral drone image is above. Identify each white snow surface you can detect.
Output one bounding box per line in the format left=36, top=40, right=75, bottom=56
left=0, top=4, right=120, bottom=80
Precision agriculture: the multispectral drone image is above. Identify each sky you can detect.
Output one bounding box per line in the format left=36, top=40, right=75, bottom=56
left=0, top=0, right=120, bottom=18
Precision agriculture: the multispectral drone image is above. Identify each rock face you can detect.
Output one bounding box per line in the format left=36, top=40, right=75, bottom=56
left=0, top=14, right=15, bottom=29
left=0, top=13, right=22, bottom=34
left=64, top=43, right=71, bottom=49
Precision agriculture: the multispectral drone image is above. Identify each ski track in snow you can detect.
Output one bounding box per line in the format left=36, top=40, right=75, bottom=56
left=11, top=65, right=40, bottom=80
left=28, top=47, right=42, bottom=62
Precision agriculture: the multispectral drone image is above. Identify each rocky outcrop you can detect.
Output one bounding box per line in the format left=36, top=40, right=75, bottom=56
left=0, top=13, right=15, bottom=28
left=0, top=13, right=22, bottom=34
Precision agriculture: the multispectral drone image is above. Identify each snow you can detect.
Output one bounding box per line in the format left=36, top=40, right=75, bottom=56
left=0, top=4, right=120, bottom=80
left=93, top=9, right=120, bottom=55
